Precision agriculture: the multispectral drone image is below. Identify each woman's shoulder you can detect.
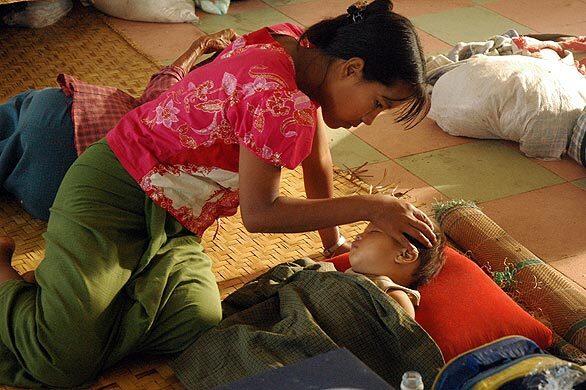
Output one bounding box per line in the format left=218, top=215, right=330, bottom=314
left=215, top=36, right=298, bottom=89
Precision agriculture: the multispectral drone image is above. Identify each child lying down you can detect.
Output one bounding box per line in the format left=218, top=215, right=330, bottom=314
left=342, top=222, right=446, bottom=319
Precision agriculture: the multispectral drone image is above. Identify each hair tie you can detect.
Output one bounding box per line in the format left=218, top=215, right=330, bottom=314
left=347, top=0, right=368, bottom=23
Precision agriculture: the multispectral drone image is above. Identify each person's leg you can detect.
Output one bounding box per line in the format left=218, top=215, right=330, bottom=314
left=0, top=88, right=77, bottom=220
left=125, top=232, right=221, bottom=357
left=0, top=141, right=149, bottom=387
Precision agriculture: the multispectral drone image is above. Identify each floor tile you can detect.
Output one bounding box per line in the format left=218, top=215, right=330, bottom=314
left=416, top=28, right=453, bottom=55
left=262, top=0, right=311, bottom=7
left=480, top=183, right=586, bottom=265
left=105, top=17, right=205, bottom=65
left=572, top=178, right=586, bottom=190
left=353, top=115, right=472, bottom=159
left=393, top=0, right=474, bottom=18
left=395, top=141, right=565, bottom=202
left=357, top=160, right=448, bottom=215
left=197, top=7, right=295, bottom=34
left=498, top=140, right=586, bottom=180
left=483, top=0, right=586, bottom=34
left=412, top=6, right=533, bottom=45
left=277, top=0, right=348, bottom=27
left=537, top=157, right=586, bottom=182
left=223, top=0, right=268, bottom=13
left=326, top=127, right=389, bottom=169
left=549, top=255, right=586, bottom=289
left=544, top=21, right=586, bottom=36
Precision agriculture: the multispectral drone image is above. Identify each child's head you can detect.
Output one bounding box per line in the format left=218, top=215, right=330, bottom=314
left=301, top=0, right=428, bottom=129
left=348, top=221, right=446, bottom=288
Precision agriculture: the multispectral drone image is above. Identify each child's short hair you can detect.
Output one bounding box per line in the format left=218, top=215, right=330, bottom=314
left=407, top=222, right=446, bottom=289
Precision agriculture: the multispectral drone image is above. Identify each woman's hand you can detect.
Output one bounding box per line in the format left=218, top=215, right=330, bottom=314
left=369, top=195, right=436, bottom=254
left=200, top=28, right=238, bottom=54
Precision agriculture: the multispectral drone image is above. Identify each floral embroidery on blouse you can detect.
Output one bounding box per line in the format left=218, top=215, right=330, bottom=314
left=106, top=23, right=317, bottom=236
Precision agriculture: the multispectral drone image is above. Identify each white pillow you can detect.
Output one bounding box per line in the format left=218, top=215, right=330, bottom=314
left=429, top=55, right=586, bottom=159
left=85, top=0, right=198, bottom=23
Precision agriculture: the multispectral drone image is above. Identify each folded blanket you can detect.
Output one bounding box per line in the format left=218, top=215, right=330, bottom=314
left=171, top=259, right=444, bottom=390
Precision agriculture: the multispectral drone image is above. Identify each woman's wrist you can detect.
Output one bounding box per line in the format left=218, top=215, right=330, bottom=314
left=360, top=194, right=382, bottom=222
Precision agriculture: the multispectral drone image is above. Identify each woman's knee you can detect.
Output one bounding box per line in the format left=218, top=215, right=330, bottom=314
left=142, top=289, right=222, bottom=354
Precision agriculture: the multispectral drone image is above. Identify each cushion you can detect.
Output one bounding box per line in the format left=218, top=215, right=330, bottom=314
left=327, top=247, right=553, bottom=362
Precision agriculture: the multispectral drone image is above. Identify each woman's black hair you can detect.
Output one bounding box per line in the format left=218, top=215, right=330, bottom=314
left=300, top=0, right=428, bottom=127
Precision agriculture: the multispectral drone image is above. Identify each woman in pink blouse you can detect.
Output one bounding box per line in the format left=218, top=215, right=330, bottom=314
left=0, top=0, right=436, bottom=386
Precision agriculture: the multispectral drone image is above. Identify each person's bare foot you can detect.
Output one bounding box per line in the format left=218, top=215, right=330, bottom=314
left=22, top=270, right=36, bottom=284
left=0, top=236, right=15, bottom=264
left=0, top=236, right=22, bottom=282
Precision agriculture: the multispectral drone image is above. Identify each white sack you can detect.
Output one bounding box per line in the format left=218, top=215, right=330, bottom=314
left=85, top=0, right=198, bottom=23
left=429, top=55, right=586, bottom=159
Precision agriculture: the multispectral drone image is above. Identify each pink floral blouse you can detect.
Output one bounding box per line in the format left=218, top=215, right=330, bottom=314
left=107, top=23, right=318, bottom=236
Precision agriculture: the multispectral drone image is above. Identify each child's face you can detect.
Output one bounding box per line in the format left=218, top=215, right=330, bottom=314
left=349, top=223, right=419, bottom=286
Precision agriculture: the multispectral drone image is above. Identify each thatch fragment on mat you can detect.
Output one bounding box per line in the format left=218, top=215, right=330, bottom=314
left=433, top=200, right=586, bottom=357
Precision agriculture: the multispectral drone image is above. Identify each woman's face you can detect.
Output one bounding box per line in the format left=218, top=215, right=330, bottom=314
left=317, top=58, right=415, bottom=129
left=349, top=223, right=419, bottom=286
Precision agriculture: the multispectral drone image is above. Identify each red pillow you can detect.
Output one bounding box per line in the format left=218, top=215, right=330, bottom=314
left=326, top=247, right=553, bottom=362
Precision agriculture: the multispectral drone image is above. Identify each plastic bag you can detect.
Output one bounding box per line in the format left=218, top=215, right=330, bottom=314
left=2, top=0, right=72, bottom=28
left=195, top=0, right=229, bottom=15
left=84, top=0, right=198, bottom=23
left=429, top=55, right=586, bottom=160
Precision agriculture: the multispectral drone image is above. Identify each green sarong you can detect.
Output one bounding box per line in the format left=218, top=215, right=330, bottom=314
left=0, top=140, right=221, bottom=387
left=172, top=259, right=444, bottom=389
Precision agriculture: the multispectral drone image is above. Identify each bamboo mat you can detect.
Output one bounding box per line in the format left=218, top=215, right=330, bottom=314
left=0, top=5, right=376, bottom=388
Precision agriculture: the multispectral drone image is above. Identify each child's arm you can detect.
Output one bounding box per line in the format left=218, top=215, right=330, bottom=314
left=387, top=290, right=416, bottom=319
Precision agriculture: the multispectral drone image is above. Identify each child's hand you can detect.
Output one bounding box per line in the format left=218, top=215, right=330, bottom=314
left=369, top=195, right=436, bottom=254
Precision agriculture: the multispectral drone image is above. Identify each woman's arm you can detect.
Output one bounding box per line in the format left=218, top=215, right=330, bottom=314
left=238, top=145, right=436, bottom=252
left=301, top=108, right=348, bottom=253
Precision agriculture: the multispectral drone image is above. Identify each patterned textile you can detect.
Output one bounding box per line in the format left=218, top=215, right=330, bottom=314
left=568, top=107, right=586, bottom=166
left=106, top=23, right=318, bottom=236
left=58, top=66, right=186, bottom=155
left=171, top=259, right=444, bottom=390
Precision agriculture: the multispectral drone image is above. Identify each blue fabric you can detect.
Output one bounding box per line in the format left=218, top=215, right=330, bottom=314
left=434, top=336, right=544, bottom=390
left=0, top=88, right=77, bottom=220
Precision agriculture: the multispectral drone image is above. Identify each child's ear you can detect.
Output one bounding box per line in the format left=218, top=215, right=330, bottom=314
left=395, top=248, right=419, bottom=264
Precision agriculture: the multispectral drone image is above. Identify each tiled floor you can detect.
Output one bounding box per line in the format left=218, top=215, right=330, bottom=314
left=106, top=0, right=586, bottom=288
